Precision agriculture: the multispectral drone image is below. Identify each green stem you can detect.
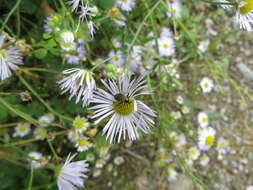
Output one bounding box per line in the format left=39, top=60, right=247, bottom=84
left=27, top=166, right=34, bottom=190
left=0, top=0, right=22, bottom=33
left=17, top=74, right=73, bottom=122
left=47, top=140, right=61, bottom=160
left=20, top=67, right=59, bottom=74
left=90, top=56, right=113, bottom=72
left=126, top=0, right=162, bottom=61
left=199, top=0, right=238, bottom=6
left=0, top=97, right=40, bottom=126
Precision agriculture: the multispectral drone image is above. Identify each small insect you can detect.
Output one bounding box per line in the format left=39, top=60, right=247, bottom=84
left=114, top=93, right=131, bottom=103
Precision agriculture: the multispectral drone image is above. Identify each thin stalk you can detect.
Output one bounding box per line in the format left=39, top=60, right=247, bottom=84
left=199, top=0, right=238, bottom=6
left=48, top=140, right=61, bottom=160
left=20, top=67, right=59, bottom=74
left=27, top=166, right=34, bottom=190
left=0, top=0, right=22, bottom=33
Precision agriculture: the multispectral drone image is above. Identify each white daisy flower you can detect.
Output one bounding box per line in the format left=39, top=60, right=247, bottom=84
left=57, top=153, right=89, bottom=190
left=167, top=167, right=178, bottom=181
left=170, top=111, right=182, bottom=120
left=112, top=39, right=122, bottom=48
left=197, top=112, right=209, bottom=128
left=67, top=130, right=79, bottom=142
left=216, top=137, right=231, bottom=155
left=95, top=159, right=106, bottom=168
left=13, top=122, right=31, bottom=137
left=43, top=15, right=61, bottom=34
left=158, top=36, right=175, bottom=57
left=59, top=31, right=75, bottom=51
left=163, top=61, right=179, bottom=78
left=198, top=39, right=210, bottom=53
left=86, top=153, right=95, bottom=162
left=189, top=146, right=201, bottom=161
left=28, top=152, right=43, bottom=169
left=64, top=39, right=86, bottom=65
left=181, top=105, right=190, bottom=114
left=117, top=0, right=136, bottom=12
left=34, top=127, right=47, bottom=140
left=200, top=77, right=214, bottom=93
left=169, top=131, right=186, bottom=148
left=167, top=0, right=182, bottom=18
left=0, top=33, right=23, bottom=81
left=90, top=75, right=156, bottom=143
left=246, top=186, right=253, bottom=190
left=73, top=116, right=89, bottom=133
left=76, top=137, right=92, bottom=152
left=38, top=113, right=55, bottom=127
left=198, top=126, right=216, bottom=151
left=58, top=68, right=96, bottom=106
left=236, top=0, right=253, bottom=31
left=109, top=50, right=125, bottom=67
left=114, top=156, right=124, bottom=165
left=176, top=95, right=184, bottom=104
left=93, top=168, right=102, bottom=177
left=200, top=154, right=210, bottom=166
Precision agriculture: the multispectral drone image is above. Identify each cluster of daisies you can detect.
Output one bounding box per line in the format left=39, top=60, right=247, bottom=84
left=13, top=113, right=55, bottom=140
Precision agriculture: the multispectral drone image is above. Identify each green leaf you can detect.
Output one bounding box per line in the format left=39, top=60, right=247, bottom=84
left=34, top=49, right=48, bottom=59
left=43, top=33, right=52, bottom=39
left=96, top=0, right=116, bottom=10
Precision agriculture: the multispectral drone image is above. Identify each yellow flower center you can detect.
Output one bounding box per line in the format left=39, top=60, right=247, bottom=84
left=190, top=149, right=197, bottom=156
left=122, top=0, right=129, bottom=2
left=37, top=129, right=46, bottom=137
left=114, top=98, right=136, bottom=115
left=74, top=119, right=86, bottom=130
left=201, top=117, right=207, bottom=123
left=108, top=8, right=121, bottom=19
left=163, top=43, right=169, bottom=49
left=79, top=139, right=88, bottom=147
left=114, top=55, right=119, bottom=61
left=71, top=133, right=78, bottom=139
left=204, top=83, right=209, bottom=88
left=19, top=125, right=27, bottom=132
left=240, top=0, right=253, bottom=14
left=218, top=143, right=224, bottom=150
left=205, top=136, right=215, bottom=146
left=166, top=65, right=173, bottom=72
left=52, top=15, right=60, bottom=24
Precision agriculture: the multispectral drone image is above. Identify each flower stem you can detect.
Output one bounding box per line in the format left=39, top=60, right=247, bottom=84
left=27, top=166, right=34, bottom=190
left=17, top=73, right=73, bottom=122
left=199, top=0, right=238, bottom=6
left=47, top=140, right=61, bottom=160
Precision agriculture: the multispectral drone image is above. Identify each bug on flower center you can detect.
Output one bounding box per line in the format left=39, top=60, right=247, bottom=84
left=240, top=0, right=253, bottom=14
left=113, top=93, right=136, bottom=115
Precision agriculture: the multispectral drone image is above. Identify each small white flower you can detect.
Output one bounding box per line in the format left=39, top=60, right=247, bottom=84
left=0, top=33, right=23, bottom=81
left=38, top=113, right=55, bottom=127
left=109, top=50, right=125, bottom=67
left=189, top=146, right=200, bottom=160
left=86, top=153, right=95, bottom=162
left=93, top=168, right=102, bottom=177
left=73, top=116, right=89, bottom=133
left=112, top=39, right=122, bottom=48
left=58, top=68, right=96, bottom=106
left=216, top=137, right=230, bottom=155
left=198, top=40, right=210, bottom=53
left=167, top=0, right=182, bottom=18
left=95, top=159, right=106, bottom=168
left=200, top=154, right=210, bottom=166
left=67, top=130, right=79, bottom=142
left=114, top=156, right=124, bottom=165
left=168, top=169, right=178, bottom=182
left=236, top=0, right=253, bottom=31
left=181, top=105, right=190, bottom=114
left=65, top=39, right=86, bottom=65
left=197, top=112, right=209, bottom=128
left=28, top=152, right=43, bottom=169
left=170, top=111, right=182, bottom=120
left=200, top=77, right=214, bottom=93
left=76, top=137, right=92, bottom=152
left=57, top=153, right=89, bottom=190
left=34, top=127, right=47, bottom=140
left=90, top=75, right=156, bottom=143
left=60, top=31, right=75, bottom=51
left=158, top=36, right=175, bottom=57
left=176, top=95, right=184, bottom=104
left=117, top=0, right=136, bottom=12
left=161, top=27, right=173, bottom=38
left=13, top=122, right=31, bottom=137
left=246, top=186, right=253, bottom=190
left=198, top=126, right=216, bottom=151
left=43, top=15, right=60, bottom=34
left=169, top=131, right=186, bottom=148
